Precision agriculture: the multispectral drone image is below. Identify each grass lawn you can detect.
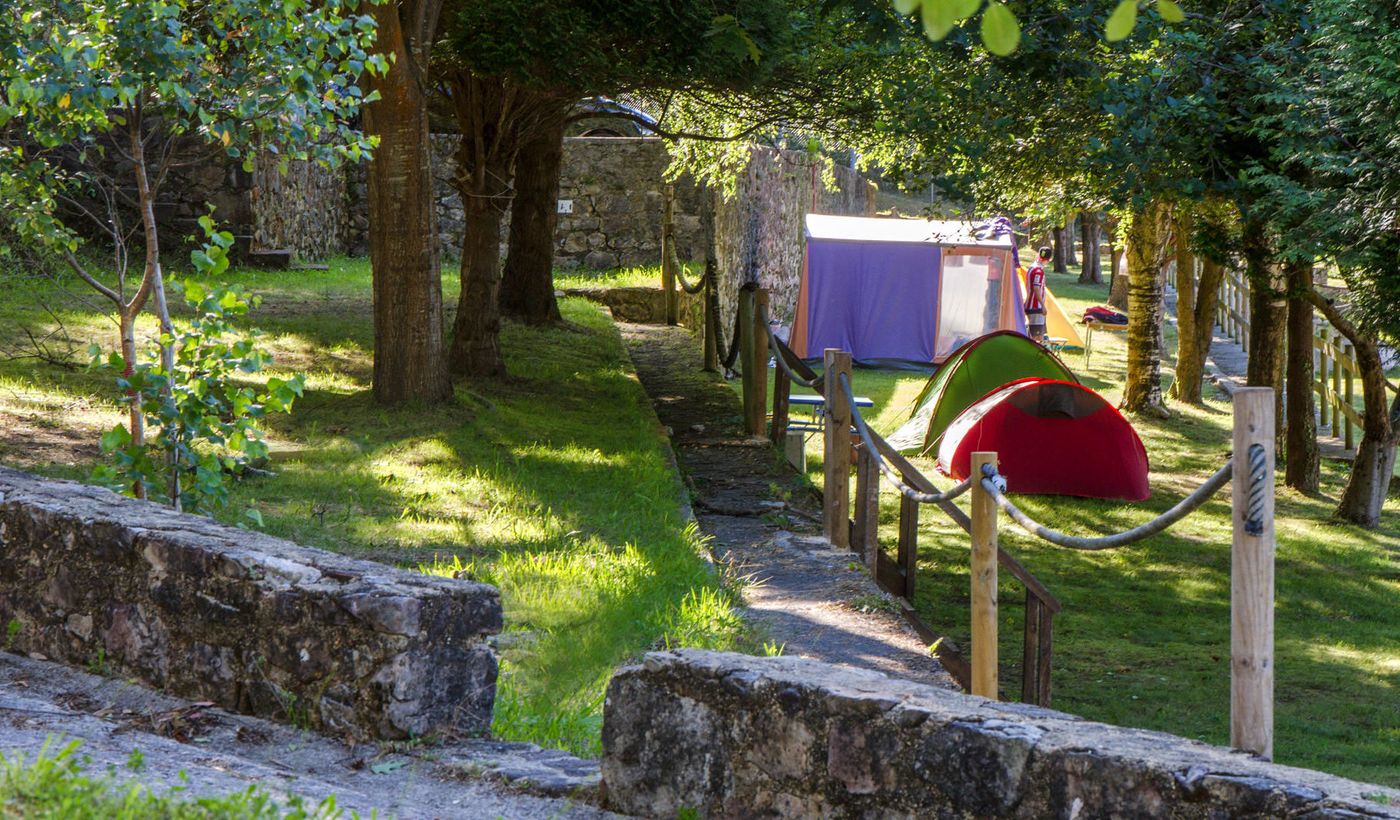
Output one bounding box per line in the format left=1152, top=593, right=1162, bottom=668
left=758, top=270, right=1399, bottom=786
left=0, top=258, right=746, bottom=757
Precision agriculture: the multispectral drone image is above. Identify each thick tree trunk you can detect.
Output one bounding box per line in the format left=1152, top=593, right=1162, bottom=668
left=1077, top=211, right=1102, bottom=284
left=1283, top=259, right=1319, bottom=493
left=1052, top=223, right=1069, bottom=273
left=362, top=1, right=452, bottom=404
left=1168, top=211, right=1199, bottom=403
left=1122, top=200, right=1172, bottom=417
left=499, top=113, right=566, bottom=325
left=1242, top=221, right=1286, bottom=398
left=1308, top=288, right=1396, bottom=527
left=1064, top=215, right=1078, bottom=266
left=1174, top=255, right=1224, bottom=405
left=449, top=163, right=512, bottom=378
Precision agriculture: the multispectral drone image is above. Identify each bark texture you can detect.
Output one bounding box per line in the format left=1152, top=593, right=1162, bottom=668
left=1077, top=211, right=1102, bottom=284
left=1283, top=259, right=1319, bottom=493
left=1121, top=200, right=1173, bottom=417
left=1242, top=221, right=1286, bottom=393
left=1052, top=223, right=1070, bottom=273
left=499, top=110, right=569, bottom=325
left=1167, top=211, right=1198, bottom=402
left=362, top=0, right=452, bottom=404
left=1308, top=289, right=1396, bottom=527
left=446, top=75, right=567, bottom=377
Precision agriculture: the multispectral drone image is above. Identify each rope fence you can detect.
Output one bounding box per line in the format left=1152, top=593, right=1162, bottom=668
left=977, top=461, right=1234, bottom=550
left=838, top=372, right=969, bottom=504
left=682, top=279, right=1278, bottom=757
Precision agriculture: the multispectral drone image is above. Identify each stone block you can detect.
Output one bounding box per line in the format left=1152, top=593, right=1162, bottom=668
left=0, top=468, right=501, bottom=740
left=601, top=650, right=1400, bottom=819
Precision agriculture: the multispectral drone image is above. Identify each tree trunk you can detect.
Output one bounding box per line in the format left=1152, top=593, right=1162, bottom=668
left=1052, top=223, right=1069, bottom=273
left=449, top=160, right=512, bottom=378
left=362, top=1, right=452, bottom=404
left=1283, top=259, right=1319, bottom=493
left=1064, top=215, right=1078, bottom=266
left=1242, top=220, right=1286, bottom=396
left=1308, top=288, right=1396, bottom=527
left=1122, top=199, right=1172, bottom=417
left=1168, top=211, right=1198, bottom=403
left=1077, top=211, right=1102, bottom=284
left=499, top=112, right=567, bottom=325
left=1174, top=255, right=1224, bottom=405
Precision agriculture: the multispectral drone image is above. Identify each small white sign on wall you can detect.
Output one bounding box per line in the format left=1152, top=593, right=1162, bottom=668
left=557, top=199, right=574, bottom=214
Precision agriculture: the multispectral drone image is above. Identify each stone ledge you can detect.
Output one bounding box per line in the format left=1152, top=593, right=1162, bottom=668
left=601, top=649, right=1400, bottom=818
left=0, top=467, right=501, bottom=740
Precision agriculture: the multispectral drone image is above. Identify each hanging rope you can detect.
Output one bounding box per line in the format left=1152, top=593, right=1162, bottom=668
left=670, top=245, right=708, bottom=295
left=1243, top=443, right=1268, bottom=536
left=757, top=303, right=823, bottom=389
left=838, top=373, right=972, bottom=504
left=977, top=461, right=1233, bottom=551
left=708, top=278, right=744, bottom=372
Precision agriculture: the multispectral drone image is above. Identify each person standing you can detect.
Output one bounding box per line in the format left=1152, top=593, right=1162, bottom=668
left=1025, top=246, right=1050, bottom=341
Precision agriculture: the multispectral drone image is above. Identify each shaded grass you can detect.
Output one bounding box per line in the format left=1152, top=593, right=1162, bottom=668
left=756, top=270, right=1399, bottom=786
left=0, top=259, right=747, bottom=758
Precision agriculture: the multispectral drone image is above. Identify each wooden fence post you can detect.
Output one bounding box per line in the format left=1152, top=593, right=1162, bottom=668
left=738, top=289, right=760, bottom=436
left=1343, top=341, right=1355, bottom=450
left=898, top=496, right=918, bottom=600
left=854, top=443, right=880, bottom=573
left=661, top=184, right=678, bottom=326
left=746, top=290, right=769, bottom=437
left=771, top=357, right=791, bottom=445
left=823, top=349, right=852, bottom=548
left=970, top=451, right=999, bottom=699
left=1331, top=330, right=1344, bottom=442
left=702, top=267, right=719, bottom=372
left=1231, top=387, right=1275, bottom=760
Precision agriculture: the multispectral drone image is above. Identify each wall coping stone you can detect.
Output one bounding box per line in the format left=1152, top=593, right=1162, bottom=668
left=601, top=649, right=1400, bottom=818
left=0, top=467, right=501, bottom=740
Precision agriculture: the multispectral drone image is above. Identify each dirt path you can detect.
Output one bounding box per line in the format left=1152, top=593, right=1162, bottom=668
left=620, top=322, right=958, bottom=690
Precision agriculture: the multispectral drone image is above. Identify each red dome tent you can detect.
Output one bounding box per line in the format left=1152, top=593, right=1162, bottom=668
left=937, top=378, right=1150, bottom=501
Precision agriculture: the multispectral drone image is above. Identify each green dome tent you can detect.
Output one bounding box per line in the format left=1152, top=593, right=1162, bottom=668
left=887, top=331, right=1079, bottom=454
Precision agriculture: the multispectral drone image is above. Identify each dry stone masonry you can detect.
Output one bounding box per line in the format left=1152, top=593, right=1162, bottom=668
left=601, top=649, right=1400, bottom=818
left=0, top=468, right=501, bottom=741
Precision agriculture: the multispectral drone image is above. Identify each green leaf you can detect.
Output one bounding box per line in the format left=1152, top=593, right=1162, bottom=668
left=1157, top=0, right=1184, bottom=23
left=951, top=0, right=982, bottom=19
left=1105, top=0, right=1138, bottom=42
left=893, top=0, right=920, bottom=15
left=981, top=2, right=1021, bottom=55
left=100, top=424, right=132, bottom=452
left=922, top=0, right=957, bottom=40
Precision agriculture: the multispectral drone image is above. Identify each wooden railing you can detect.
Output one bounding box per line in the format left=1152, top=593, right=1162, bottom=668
left=759, top=316, right=1061, bottom=706
left=1213, top=269, right=1379, bottom=449
left=1314, top=325, right=1361, bottom=450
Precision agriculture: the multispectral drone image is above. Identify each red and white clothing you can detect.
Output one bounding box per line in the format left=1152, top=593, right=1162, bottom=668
left=1024, top=262, right=1047, bottom=315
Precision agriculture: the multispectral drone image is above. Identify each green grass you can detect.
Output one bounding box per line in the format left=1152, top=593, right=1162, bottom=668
left=0, top=739, right=341, bottom=818
left=758, top=269, right=1399, bottom=786
left=554, top=263, right=663, bottom=290
left=0, top=258, right=747, bottom=758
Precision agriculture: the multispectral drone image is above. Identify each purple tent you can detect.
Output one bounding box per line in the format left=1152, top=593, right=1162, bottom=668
left=789, top=215, right=1025, bottom=363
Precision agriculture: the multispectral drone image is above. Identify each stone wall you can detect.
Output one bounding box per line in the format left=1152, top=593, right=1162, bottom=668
left=602, top=650, right=1400, bottom=818
left=251, top=155, right=350, bottom=261
left=715, top=148, right=877, bottom=334
left=0, top=468, right=501, bottom=741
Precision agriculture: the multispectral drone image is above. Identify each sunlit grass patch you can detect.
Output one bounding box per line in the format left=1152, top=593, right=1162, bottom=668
left=0, top=260, right=751, bottom=758
left=745, top=269, right=1398, bottom=786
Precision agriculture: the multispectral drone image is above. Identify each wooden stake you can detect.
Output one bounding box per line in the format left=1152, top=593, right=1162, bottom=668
left=854, top=443, right=880, bottom=572
left=823, top=349, right=851, bottom=548
left=1231, top=387, right=1275, bottom=759
left=970, top=451, right=998, bottom=699
left=749, top=290, right=770, bottom=437
left=661, top=185, right=677, bottom=326
left=702, top=264, right=718, bottom=372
